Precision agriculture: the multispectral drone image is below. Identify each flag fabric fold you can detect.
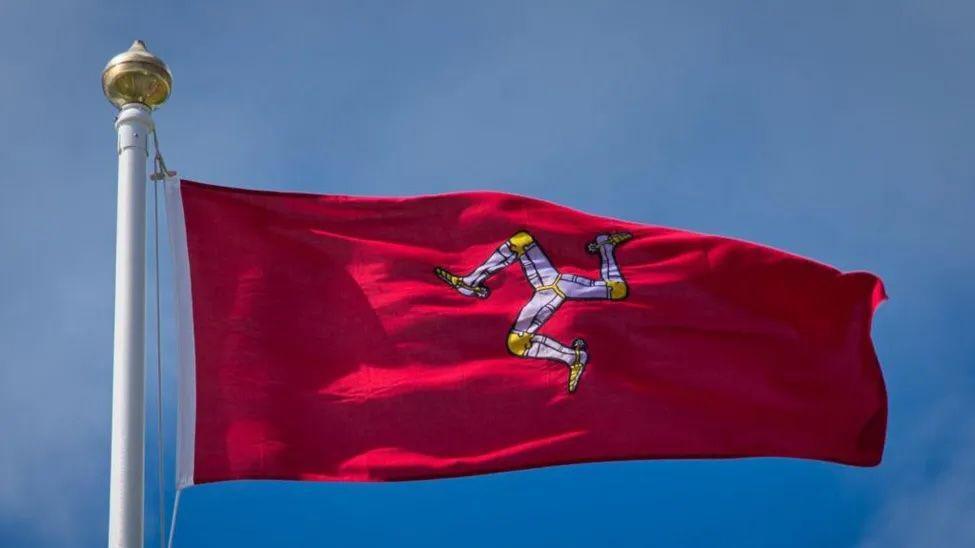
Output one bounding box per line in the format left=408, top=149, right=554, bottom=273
left=166, top=178, right=886, bottom=486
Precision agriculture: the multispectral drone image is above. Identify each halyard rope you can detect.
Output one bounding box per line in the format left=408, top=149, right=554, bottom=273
left=150, top=128, right=169, bottom=547
left=166, top=489, right=181, bottom=548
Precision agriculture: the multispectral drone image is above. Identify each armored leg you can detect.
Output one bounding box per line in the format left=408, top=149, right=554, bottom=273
left=462, top=243, right=517, bottom=287
left=506, top=290, right=590, bottom=392
left=585, top=232, right=632, bottom=300
left=436, top=231, right=555, bottom=297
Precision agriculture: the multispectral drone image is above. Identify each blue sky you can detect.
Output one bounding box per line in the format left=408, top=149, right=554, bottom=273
left=1, top=1, right=972, bottom=546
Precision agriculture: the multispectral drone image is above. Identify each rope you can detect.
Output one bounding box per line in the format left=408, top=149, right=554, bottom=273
left=150, top=128, right=175, bottom=182
left=151, top=135, right=167, bottom=548
left=151, top=126, right=183, bottom=547
left=166, top=489, right=182, bottom=548
left=153, top=182, right=165, bottom=547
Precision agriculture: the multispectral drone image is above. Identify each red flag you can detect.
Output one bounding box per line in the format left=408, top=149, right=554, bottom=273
left=165, top=179, right=886, bottom=486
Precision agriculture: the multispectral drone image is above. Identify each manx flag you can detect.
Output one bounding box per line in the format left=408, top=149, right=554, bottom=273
left=165, top=179, right=887, bottom=486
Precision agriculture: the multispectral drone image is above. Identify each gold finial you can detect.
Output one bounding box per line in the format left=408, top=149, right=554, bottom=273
left=102, top=40, right=172, bottom=109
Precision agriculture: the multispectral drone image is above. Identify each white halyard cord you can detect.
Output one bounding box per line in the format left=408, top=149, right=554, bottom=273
left=150, top=127, right=176, bottom=182
left=150, top=128, right=171, bottom=547
left=166, top=489, right=181, bottom=548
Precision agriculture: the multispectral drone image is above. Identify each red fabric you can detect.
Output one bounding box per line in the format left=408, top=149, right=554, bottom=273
left=178, top=179, right=887, bottom=483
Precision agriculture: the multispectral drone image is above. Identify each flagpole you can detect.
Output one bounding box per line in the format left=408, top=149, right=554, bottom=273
left=102, top=40, right=172, bottom=548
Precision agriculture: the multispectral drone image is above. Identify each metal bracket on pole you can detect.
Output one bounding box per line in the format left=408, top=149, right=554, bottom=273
left=150, top=128, right=176, bottom=182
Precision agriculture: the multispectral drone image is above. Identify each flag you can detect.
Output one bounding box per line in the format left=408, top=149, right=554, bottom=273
left=165, top=179, right=886, bottom=486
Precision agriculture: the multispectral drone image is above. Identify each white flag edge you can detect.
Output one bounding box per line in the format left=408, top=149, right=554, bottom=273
left=164, top=177, right=197, bottom=490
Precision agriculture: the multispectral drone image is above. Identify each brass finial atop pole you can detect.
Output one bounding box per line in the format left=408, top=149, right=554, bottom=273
left=102, top=40, right=172, bottom=110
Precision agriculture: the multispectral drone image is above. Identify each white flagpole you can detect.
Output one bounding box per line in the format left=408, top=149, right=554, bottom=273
left=102, top=40, right=172, bottom=548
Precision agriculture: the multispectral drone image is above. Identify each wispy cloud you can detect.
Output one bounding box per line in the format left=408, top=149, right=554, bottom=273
left=860, top=395, right=975, bottom=548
